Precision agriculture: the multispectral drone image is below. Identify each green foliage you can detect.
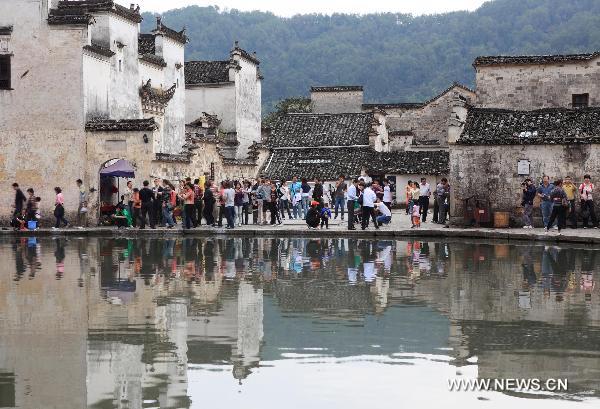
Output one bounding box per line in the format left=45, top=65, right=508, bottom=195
left=142, top=0, right=600, bottom=113
left=263, top=97, right=312, bottom=127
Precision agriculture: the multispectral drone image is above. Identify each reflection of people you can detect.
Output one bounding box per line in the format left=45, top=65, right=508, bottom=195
left=54, top=238, right=66, bottom=280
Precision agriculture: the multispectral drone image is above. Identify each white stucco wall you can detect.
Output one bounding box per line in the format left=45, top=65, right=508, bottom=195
left=103, top=13, right=142, bottom=119
left=155, top=35, right=186, bottom=154
left=83, top=52, right=110, bottom=119
left=233, top=55, right=262, bottom=158
left=185, top=83, right=237, bottom=131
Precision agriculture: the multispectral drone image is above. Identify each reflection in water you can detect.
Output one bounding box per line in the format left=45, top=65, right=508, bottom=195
left=0, top=237, right=599, bottom=408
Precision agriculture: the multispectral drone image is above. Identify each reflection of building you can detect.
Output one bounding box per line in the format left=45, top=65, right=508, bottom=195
left=0, top=238, right=88, bottom=409
left=187, top=281, right=264, bottom=382
left=2, top=236, right=600, bottom=404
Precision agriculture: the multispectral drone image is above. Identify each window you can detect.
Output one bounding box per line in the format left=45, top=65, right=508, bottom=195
left=573, top=93, right=589, bottom=109
left=0, top=55, right=10, bottom=89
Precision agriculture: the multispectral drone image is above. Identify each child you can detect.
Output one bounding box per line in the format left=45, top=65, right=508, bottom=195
left=319, top=203, right=332, bottom=229
left=411, top=203, right=421, bottom=228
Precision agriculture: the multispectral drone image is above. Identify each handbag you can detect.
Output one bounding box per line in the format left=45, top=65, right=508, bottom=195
left=561, top=198, right=569, bottom=208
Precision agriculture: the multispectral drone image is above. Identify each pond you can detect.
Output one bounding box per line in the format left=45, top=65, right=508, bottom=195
left=0, top=236, right=598, bottom=408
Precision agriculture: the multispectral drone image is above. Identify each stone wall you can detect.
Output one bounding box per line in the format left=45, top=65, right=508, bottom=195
left=311, top=89, right=364, bottom=114
left=475, top=58, right=600, bottom=110
left=381, top=87, right=475, bottom=150
left=0, top=0, right=87, bottom=223
left=449, top=143, right=600, bottom=225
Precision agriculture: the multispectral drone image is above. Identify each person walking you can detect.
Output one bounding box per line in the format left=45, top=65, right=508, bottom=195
left=290, top=176, right=302, bottom=219
left=123, top=180, right=134, bottom=224
left=419, top=177, right=431, bottom=223
left=203, top=181, right=216, bottom=226
left=537, top=175, right=554, bottom=229
left=347, top=179, right=359, bottom=230
left=180, top=183, right=195, bottom=229
left=193, top=179, right=203, bottom=227
left=254, top=179, right=265, bottom=225
left=579, top=174, right=598, bottom=229
left=152, top=178, right=163, bottom=228
left=223, top=181, right=236, bottom=229
left=161, top=180, right=176, bottom=228
left=278, top=181, right=292, bottom=220
left=52, top=187, right=69, bottom=229
left=75, top=179, right=88, bottom=228
left=405, top=180, right=413, bottom=215
left=25, top=188, right=37, bottom=221
left=269, top=182, right=282, bottom=225
left=242, top=180, right=251, bottom=225
left=361, top=183, right=379, bottom=230
left=382, top=179, right=393, bottom=210
left=11, top=183, right=26, bottom=230
left=300, top=178, right=311, bottom=219
left=312, top=178, right=324, bottom=203
left=546, top=179, right=567, bottom=233
left=334, top=175, right=347, bottom=221
left=411, top=182, right=421, bottom=216
left=139, top=180, right=155, bottom=229
left=132, top=188, right=141, bottom=227
left=521, top=178, right=536, bottom=228
left=234, top=182, right=244, bottom=227
left=436, top=178, right=450, bottom=225
left=563, top=176, right=578, bottom=228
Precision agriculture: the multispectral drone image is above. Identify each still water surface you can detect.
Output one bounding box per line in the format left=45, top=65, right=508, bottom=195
left=0, top=237, right=599, bottom=408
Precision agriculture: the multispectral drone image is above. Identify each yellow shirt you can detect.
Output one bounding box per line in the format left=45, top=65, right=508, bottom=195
left=412, top=188, right=421, bottom=200
left=563, top=182, right=577, bottom=200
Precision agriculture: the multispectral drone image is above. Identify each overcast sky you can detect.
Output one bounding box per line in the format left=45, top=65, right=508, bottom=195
left=122, top=0, right=489, bottom=16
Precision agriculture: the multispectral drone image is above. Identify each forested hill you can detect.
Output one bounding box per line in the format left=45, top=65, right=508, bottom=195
left=142, top=0, right=600, bottom=112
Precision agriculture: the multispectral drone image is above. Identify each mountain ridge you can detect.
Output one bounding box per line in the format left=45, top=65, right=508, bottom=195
left=141, top=0, right=600, bottom=112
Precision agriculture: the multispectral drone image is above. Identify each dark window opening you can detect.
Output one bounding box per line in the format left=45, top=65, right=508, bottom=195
left=0, top=55, right=11, bottom=89
left=573, top=93, right=589, bottom=109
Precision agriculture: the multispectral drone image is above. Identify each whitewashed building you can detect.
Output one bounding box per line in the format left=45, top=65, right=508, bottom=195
left=185, top=42, right=263, bottom=159
left=0, top=0, right=269, bottom=222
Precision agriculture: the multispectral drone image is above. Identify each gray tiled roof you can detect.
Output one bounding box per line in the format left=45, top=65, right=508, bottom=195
left=457, top=107, right=600, bottom=145
left=138, top=34, right=155, bottom=55
left=185, top=61, right=231, bottom=85
left=48, top=8, right=93, bottom=25
left=311, top=86, right=363, bottom=92
left=139, top=53, right=167, bottom=68
left=269, top=112, right=375, bottom=148
left=85, top=118, right=157, bottom=132
left=261, top=148, right=449, bottom=181
left=55, top=1, right=142, bottom=23
left=473, top=53, right=600, bottom=67
left=83, top=43, right=115, bottom=58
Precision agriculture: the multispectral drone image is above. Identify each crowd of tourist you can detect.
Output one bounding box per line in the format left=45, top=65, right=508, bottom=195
left=521, top=174, right=599, bottom=232
left=8, top=175, right=408, bottom=231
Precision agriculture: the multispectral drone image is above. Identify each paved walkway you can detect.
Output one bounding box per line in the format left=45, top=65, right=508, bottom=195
left=3, top=210, right=600, bottom=244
